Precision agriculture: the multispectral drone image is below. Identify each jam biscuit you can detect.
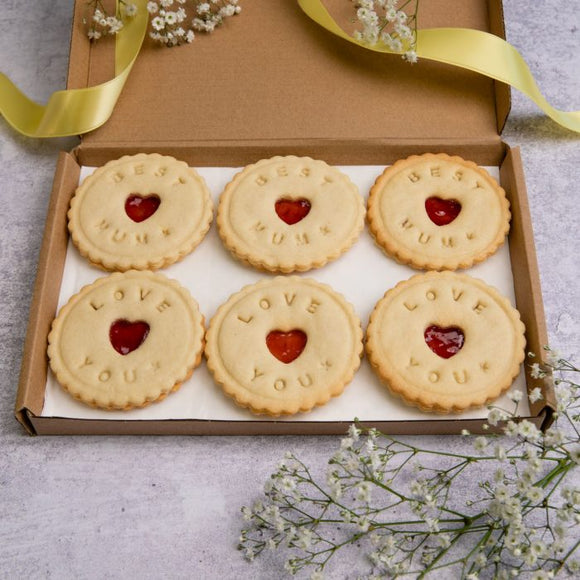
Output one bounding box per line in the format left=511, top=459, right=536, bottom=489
left=366, top=272, right=526, bottom=413
left=367, top=154, right=510, bottom=270
left=47, top=271, right=205, bottom=410
left=217, top=156, right=365, bottom=272
left=69, top=154, right=213, bottom=271
left=205, top=277, right=363, bottom=415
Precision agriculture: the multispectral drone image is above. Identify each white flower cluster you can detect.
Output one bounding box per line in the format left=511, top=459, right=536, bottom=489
left=147, top=0, right=240, bottom=46
left=85, top=0, right=241, bottom=47
left=353, top=0, right=418, bottom=63
left=192, top=0, right=241, bottom=33
left=85, top=2, right=138, bottom=41
left=148, top=0, right=192, bottom=46
left=239, top=349, right=580, bottom=577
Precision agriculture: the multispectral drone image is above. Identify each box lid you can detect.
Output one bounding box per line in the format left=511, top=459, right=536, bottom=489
left=69, top=0, right=509, bottom=164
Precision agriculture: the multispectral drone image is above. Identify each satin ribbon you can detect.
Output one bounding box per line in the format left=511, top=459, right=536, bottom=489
left=0, top=0, right=148, bottom=138
left=298, top=0, right=580, bottom=134
left=1, top=0, right=578, bottom=137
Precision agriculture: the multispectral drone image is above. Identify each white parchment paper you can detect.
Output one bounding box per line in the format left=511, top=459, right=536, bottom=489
left=41, top=165, right=530, bottom=422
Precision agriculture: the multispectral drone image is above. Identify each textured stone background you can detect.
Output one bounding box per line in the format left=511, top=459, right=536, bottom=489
left=0, top=1, right=578, bottom=578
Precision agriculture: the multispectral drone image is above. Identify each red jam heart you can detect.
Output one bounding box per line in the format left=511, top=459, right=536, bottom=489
left=275, top=198, right=311, bottom=225
left=266, top=330, right=307, bottom=364
left=125, top=194, right=161, bottom=223
left=425, top=196, right=462, bottom=226
left=424, top=325, right=465, bottom=359
left=110, top=319, right=150, bottom=355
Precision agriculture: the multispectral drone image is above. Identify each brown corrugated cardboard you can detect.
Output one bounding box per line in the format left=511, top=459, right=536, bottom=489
left=15, top=0, right=555, bottom=435
left=71, top=0, right=509, bottom=165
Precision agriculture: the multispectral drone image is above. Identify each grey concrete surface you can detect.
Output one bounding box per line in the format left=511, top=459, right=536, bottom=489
left=0, top=1, right=578, bottom=578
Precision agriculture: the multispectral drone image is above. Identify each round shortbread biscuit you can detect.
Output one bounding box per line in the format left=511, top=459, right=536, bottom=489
left=205, top=277, right=363, bottom=416
left=47, top=271, right=205, bottom=410
left=217, top=156, right=365, bottom=272
left=367, top=153, right=510, bottom=270
left=68, top=153, right=213, bottom=271
left=366, top=272, right=526, bottom=413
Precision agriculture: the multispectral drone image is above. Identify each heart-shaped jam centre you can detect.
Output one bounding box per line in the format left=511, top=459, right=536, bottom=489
left=275, top=198, right=311, bottom=225
left=424, top=325, right=465, bottom=359
left=125, top=194, right=161, bottom=223
left=110, top=319, right=150, bottom=355
left=266, top=330, right=307, bottom=364
left=425, top=196, right=461, bottom=226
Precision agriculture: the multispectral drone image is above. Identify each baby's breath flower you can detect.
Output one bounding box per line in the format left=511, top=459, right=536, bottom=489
left=529, top=386, right=544, bottom=403
left=495, top=444, right=507, bottom=461
left=530, top=539, right=547, bottom=557
left=516, top=478, right=531, bottom=495
left=487, top=408, right=506, bottom=426
left=475, top=552, right=487, bottom=567
left=124, top=3, right=138, bottom=17
left=151, top=16, right=166, bottom=30
left=474, top=436, right=488, bottom=451
left=544, top=426, right=565, bottom=446
left=525, top=485, right=544, bottom=503
left=165, top=12, right=178, bottom=25
left=348, top=423, right=361, bottom=441
left=241, top=505, right=252, bottom=521
left=402, top=50, right=418, bottom=64
left=278, top=476, right=296, bottom=494
left=518, top=420, right=542, bottom=442
left=296, top=527, right=313, bottom=550
left=267, top=538, right=277, bottom=551
left=503, top=420, right=519, bottom=437
left=494, top=483, right=511, bottom=502
left=437, top=533, right=451, bottom=548
left=545, top=347, right=562, bottom=366
left=410, top=479, right=427, bottom=499
left=508, top=389, right=523, bottom=403
left=356, top=481, right=372, bottom=503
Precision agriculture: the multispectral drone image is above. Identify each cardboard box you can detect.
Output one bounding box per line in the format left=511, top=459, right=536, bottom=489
left=15, top=0, right=555, bottom=435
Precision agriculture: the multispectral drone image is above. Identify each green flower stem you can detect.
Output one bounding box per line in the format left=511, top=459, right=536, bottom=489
left=536, top=458, right=574, bottom=489
left=556, top=538, right=580, bottom=574
left=369, top=477, right=469, bottom=520
left=417, top=529, right=464, bottom=577
left=303, top=531, right=366, bottom=570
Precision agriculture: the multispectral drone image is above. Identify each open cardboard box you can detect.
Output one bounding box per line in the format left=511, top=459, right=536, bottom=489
left=15, top=0, right=555, bottom=435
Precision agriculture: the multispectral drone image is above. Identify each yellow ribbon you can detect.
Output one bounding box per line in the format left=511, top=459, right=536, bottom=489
left=1, top=0, right=578, bottom=137
left=298, top=0, right=580, bottom=134
left=0, top=0, right=148, bottom=138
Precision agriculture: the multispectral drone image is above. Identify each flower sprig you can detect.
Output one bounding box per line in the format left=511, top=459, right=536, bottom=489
left=147, top=0, right=241, bottom=46
left=239, top=348, right=580, bottom=578
left=84, top=0, right=241, bottom=46
left=84, top=1, right=138, bottom=41
left=352, top=0, right=419, bottom=63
